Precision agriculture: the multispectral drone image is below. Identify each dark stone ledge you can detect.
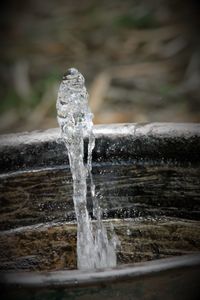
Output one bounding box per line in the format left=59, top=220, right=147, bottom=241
left=0, top=123, right=200, bottom=173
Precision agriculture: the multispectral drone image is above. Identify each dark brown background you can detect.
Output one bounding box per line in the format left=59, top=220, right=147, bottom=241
left=0, top=0, right=200, bottom=134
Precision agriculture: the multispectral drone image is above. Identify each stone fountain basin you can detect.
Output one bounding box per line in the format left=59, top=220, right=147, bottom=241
left=0, top=123, right=200, bottom=299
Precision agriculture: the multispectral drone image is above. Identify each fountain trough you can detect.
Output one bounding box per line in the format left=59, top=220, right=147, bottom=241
left=0, top=123, right=200, bottom=299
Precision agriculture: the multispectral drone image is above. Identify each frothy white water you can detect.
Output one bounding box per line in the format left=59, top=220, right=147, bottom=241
left=56, top=68, right=117, bottom=270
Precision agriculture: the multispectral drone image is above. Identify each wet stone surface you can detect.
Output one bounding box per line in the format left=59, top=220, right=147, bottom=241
left=0, top=162, right=199, bottom=230
left=0, top=218, right=200, bottom=272
left=0, top=124, right=199, bottom=272
left=0, top=160, right=200, bottom=272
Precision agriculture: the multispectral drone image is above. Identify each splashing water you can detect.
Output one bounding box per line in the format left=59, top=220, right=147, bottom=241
left=56, top=68, right=117, bottom=269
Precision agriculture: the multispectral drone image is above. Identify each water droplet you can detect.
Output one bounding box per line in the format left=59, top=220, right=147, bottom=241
left=127, top=229, right=131, bottom=236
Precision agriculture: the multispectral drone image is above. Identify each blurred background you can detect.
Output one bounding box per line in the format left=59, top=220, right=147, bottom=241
left=0, top=0, right=200, bottom=134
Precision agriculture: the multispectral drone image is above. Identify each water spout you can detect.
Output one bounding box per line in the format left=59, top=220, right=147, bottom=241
left=56, top=68, right=117, bottom=270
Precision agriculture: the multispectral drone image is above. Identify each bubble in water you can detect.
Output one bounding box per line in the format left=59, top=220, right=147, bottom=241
left=127, top=228, right=131, bottom=236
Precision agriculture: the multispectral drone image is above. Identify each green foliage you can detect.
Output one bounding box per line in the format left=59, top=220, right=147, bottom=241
left=159, top=84, right=175, bottom=96
left=0, top=90, right=22, bottom=114
left=0, top=71, right=60, bottom=115
left=114, top=12, right=158, bottom=29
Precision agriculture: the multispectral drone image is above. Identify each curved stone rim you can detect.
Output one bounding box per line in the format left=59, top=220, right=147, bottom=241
left=0, top=123, right=200, bottom=173
left=0, top=254, right=200, bottom=288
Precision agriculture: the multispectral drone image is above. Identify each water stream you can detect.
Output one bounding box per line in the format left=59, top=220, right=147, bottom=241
left=56, top=68, right=117, bottom=269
